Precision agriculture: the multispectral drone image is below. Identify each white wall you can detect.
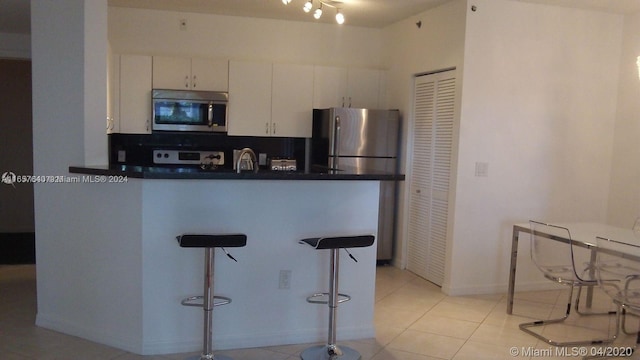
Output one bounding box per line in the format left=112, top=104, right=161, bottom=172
left=381, top=0, right=467, bottom=268
left=32, top=0, right=143, bottom=352
left=84, top=2, right=108, bottom=165
left=108, top=7, right=382, bottom=69
left=448, top=0, right=622, bottom=294
left=0, top=32, right=30, bottom=59
left=607, top=12, right=640, bottom=228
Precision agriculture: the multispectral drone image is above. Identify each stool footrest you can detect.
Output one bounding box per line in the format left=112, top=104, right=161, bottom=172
left=181, top=295, right=232, bottom=307
left=306, top=292, right=351, bottom=304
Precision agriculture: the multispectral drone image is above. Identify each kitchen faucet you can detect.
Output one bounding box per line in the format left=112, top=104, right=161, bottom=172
left=236, top=148, right=258, bottom=173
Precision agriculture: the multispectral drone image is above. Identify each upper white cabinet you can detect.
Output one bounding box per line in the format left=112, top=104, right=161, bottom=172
left=107, top=53, right=120, bottom=134
left=313, top=66, right=383, bottom=109
left=313, top=66, right=347, bottom=109
left=152, top=56, right=229, bottom=91
left=117, top=54, right=152, bottom=134
left=228, top=60, right=313, bottom=138
left=228, top=60, right=272, bottom=137
left=271, top=63, right=313, bottom=138
left=347, top=68, right=382, bottom=109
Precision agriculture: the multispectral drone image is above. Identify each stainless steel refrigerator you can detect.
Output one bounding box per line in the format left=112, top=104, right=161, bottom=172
left=311, top=108, right=400, bottom=262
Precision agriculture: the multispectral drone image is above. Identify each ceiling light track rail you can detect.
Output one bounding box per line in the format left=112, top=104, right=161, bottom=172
left=282, top=0, right=345, bottom=25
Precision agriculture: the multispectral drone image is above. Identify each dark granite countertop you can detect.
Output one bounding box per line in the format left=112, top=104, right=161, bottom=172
left=69, top=165, right=405, bottom=181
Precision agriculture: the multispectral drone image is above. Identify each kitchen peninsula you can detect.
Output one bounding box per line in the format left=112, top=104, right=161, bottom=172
left=59, top=165, right=403, bottom=355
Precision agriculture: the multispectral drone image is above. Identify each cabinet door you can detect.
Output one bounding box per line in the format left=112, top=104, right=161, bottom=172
left=272, top=63, right=313, bottom=138
left=191, top=58, right=229, bottom=91
left=347, top=68, right=380, bottom=109
left=313, top=65, right=347, bottom=109
left=152, top=56, right=190, bottom=89
left=107, top=53, right=120, bottom=133
left=119, top=55, right=152, bottom=133
left=228, top=60, right=272, bottom=136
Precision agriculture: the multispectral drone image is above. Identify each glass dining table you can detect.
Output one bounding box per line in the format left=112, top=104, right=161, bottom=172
left=507, top=222, right=639, bottom=314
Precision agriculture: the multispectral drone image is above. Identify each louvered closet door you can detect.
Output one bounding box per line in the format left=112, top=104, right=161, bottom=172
left=407, top=70, right=455, bottom=286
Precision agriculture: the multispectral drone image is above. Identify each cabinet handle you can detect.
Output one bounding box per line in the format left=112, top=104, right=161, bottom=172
left=272, top=122, right=276, bottom=135
left=185, top=75, right=189, bottom=88
left=266, top=122, right=269, bottom=134
left=192, top=75, right=197, bottom=88
left=341, top=97, right=345, bottom=107
left=348, top=97, right=352, bottom=108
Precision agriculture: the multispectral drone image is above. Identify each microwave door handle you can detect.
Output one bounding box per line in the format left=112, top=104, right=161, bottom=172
left=208, top=103, right=213, bottom=127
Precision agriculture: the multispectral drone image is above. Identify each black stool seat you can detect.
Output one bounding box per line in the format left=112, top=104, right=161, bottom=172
left=299, top=235, right=374, bottom=250
left=176, top=234, right=247, bottom=248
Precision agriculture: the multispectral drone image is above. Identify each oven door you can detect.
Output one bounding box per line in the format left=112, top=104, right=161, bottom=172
left=152, top=98, right=227, bottom=132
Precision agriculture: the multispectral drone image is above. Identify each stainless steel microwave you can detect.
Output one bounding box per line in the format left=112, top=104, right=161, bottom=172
left=152, top=89, right=228, bottom=132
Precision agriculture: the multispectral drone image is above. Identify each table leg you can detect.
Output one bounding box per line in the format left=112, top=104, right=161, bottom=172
left=586, top=248, right=596, bottom=308
left=507, top=226, right=519, bottom=314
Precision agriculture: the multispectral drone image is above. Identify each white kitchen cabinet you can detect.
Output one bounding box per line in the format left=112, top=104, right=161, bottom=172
left=152, top=56, right=228, bottom=91
left=118, top=54, right=152, bottom=134
left=228, top=60, right=272, bottom=137
left=271, top=63, right=313, bottom=138
left=348, top=68, right=382, bottom=109
left=313, top=66, right=383, bottom=109
left=107, top=53, right=120, bottom=134
left=313, top=66, right=347, bottom=109
left=228, top=61, right=313, bottom=138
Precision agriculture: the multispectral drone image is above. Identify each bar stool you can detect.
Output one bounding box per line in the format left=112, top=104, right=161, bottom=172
left=299, top=234, right=375, bottom=360
left=176, top=233, right=247, bottom=360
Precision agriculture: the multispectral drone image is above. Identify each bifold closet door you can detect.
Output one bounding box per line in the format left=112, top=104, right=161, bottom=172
left=407, top=70, right=455, bottom=286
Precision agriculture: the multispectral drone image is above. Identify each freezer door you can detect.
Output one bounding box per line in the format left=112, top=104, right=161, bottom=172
left=333, top=157, right=397, bottom=173
left=331, top=108, right=400, bottom=158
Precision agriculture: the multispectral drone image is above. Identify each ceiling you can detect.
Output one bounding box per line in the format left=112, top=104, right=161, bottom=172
left=2, top=0, right=640, bottom=35
left=106, top=0, right=451, bottom=28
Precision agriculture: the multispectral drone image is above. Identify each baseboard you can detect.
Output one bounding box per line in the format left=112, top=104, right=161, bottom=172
left=141, top=326, right=375, bottom=355
left=36, top=312, right=374, bottom=356
left=0, top=232, right=35, bottom=264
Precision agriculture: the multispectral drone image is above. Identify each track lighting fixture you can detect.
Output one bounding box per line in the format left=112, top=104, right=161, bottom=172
left=314, top=4, right=323, bottom=19
left=283, top=0, right=345, bottom=25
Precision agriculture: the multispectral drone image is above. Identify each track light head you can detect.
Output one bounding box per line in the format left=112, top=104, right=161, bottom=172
left=303, top=0, right=313, bottom=13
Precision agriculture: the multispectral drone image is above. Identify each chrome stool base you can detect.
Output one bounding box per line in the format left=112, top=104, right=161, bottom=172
left=186, top=354, right=234, bottom=360
left=176, top=234, right=247, bottom=360
left=300, top=344, right=361, bottom=360
left=299, top=235, right=374, bottom=360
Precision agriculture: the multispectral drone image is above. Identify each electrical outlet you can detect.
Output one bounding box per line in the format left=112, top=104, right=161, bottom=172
left=179, top=19, right=187, bottom=31
left=475, top=162, right=489, bottom=177
left=279, top=270, right=291, bottom=289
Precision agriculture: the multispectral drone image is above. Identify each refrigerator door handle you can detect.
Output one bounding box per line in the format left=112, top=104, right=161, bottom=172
left=331, top=116, right=341, bottom=169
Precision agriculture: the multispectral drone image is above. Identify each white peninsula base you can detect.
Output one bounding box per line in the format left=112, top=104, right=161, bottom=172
left=35, top=179, right=380, bottom=355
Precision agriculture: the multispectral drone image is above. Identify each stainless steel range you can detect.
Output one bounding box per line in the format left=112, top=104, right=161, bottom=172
left=153, top=150, right=224, bottom=169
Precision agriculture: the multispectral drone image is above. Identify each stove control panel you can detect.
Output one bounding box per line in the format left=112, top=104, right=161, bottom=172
left=153, top=150, right=224, bottom=167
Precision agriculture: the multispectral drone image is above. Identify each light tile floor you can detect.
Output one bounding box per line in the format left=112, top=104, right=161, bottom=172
left=1, top=264, right=638, bottom=359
